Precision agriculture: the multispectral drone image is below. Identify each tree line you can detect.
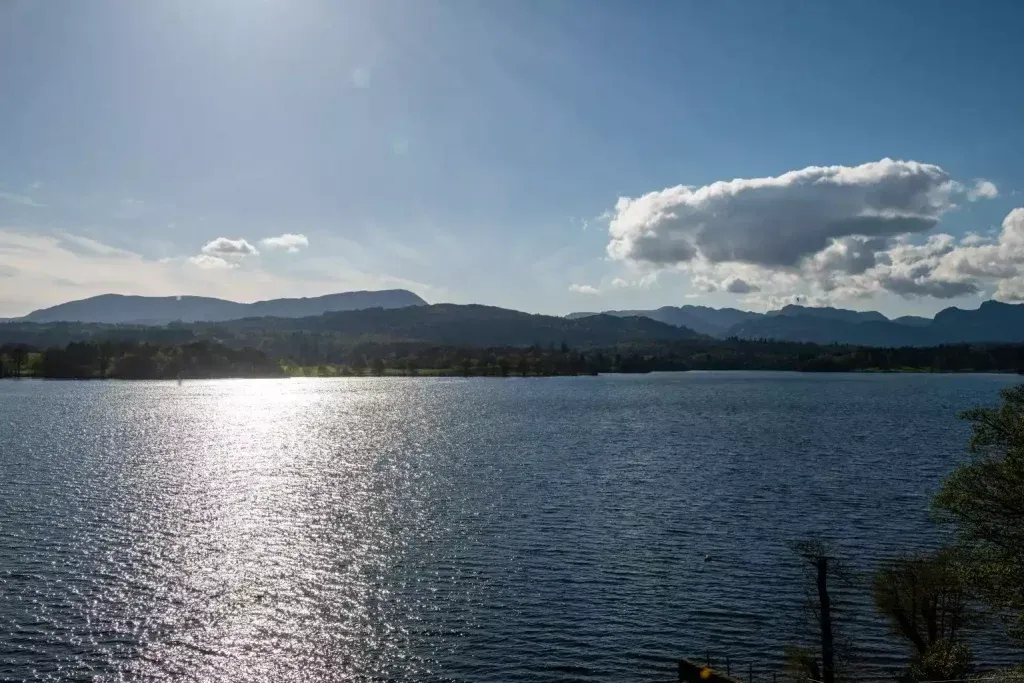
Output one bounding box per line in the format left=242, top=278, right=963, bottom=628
left=0, top=340, right=283, bottom=379
left=6, top=338, right=1024, bottom=380
left=284, top=339, right=1024, bottom=376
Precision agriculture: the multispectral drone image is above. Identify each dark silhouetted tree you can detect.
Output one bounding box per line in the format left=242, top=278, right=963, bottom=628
left=873, top=548, right=974, bottom=681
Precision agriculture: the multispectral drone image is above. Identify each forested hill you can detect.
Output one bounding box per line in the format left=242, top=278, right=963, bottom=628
left=216, top=304, right=706, bottom=346
left=0, top=303, right=706, bottom=349
left=19, top=289, right=427, bottom=324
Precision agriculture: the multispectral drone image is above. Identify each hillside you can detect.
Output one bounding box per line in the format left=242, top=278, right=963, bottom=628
left=20, top=290, right=427, bottom=324
left=208, top=303, right=706, bottom=347
left=764, top=304, right=888, bottom=323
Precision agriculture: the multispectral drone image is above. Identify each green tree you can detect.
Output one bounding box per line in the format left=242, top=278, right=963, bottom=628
left=934, top=384, right=1024, bottom=643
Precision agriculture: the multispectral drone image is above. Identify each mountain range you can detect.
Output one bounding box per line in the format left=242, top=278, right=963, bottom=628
left=568, top=301, right=1024, bottom=346
left=8, top=290, right=1024, bottom=347
left=18, top=290, right=427, bottom=324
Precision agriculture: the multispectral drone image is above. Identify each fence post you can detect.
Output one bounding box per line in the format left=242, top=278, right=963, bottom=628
left=749, top=663, right=753, bottom=683
left=726, top=657, right=730, bottom=676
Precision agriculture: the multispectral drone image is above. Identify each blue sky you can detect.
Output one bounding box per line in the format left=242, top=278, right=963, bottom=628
left=1, top=0, right=1022, bottom=317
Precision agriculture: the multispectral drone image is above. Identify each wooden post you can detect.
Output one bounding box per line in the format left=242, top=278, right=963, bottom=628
left=749, top=663, right=752, bottom=683
left=726, top=657, right=730, bottom=676
left=707, top=651, right=711, bottom=667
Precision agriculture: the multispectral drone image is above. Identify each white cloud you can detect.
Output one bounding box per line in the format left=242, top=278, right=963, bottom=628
left=187, top=254, right=236, bottom=269
left=607, top=270, right=662, bottom=290
left=201, top=237, right=259, bottom=257
left=260, top=233, right=309, bottom=253
left=784, top=208, right=1024, bottom=303
left=967, top=179, right=999, bottom=201
left=608, top=159, right=965, bottom=269
left=605, top=158, right=1019, bottom=306
left=569, top=284, right=600, bottom=295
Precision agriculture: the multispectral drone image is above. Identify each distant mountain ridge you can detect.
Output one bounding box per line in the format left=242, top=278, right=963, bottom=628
left=568, top=300, right=1024, bottom=346
left=0, top=303, right=708, bottom=349
left=20, top=290, right=428, bottom=324
left=566, top=305, right=760, bottom=337
left=765, top=304, right=888, bottom=323
left=12, top=293, right=1024, bottom=347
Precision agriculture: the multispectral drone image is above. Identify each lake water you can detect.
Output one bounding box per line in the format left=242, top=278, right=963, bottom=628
left=1, top=372, right=1020, bottom=682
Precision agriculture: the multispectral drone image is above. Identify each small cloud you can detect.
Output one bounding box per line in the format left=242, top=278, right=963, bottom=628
left=0, top=192, right=45, bottom=208
left=259, top=233, right=309, bottom=253
left=724, top=276, right=760, bottom=294
left=608, top=272, right=660, bottom=290
left=187, top=254, right=236, bottom=269
left=569, top=284, right=600, bottom=295
left=29, top=181, right=42, bottom=190
left=967, top=179, right=999, bottom=202
left=201, top=237, right=259, bottom=257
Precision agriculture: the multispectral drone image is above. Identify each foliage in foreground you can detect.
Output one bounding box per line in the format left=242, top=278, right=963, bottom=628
left=789, top=386, right=1024, bottom=683
left=934, top=385, right=1024, bottom=644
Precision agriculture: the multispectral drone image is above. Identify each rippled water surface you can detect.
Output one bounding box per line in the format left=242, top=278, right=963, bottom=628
left=1, top=373, right=1020, bottom=681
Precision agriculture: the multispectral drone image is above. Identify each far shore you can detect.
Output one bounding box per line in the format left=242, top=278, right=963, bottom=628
left=4, top=368, right=1023, bottom=381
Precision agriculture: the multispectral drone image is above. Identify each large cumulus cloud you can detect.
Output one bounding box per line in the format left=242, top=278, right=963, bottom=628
left=608, top=159, right=958, bottom=268
left=605, top=159, right=1015, bottom=303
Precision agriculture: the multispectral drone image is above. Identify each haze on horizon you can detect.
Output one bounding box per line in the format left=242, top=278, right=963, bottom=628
left=1, top=0, right=1022, bottom=319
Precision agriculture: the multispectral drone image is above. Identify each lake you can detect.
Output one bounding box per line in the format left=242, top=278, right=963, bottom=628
left=1, top=372, right=1019, bottom=682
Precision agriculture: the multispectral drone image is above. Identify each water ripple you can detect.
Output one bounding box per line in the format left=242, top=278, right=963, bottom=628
left=0, top=373, right=1019, bottom=681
